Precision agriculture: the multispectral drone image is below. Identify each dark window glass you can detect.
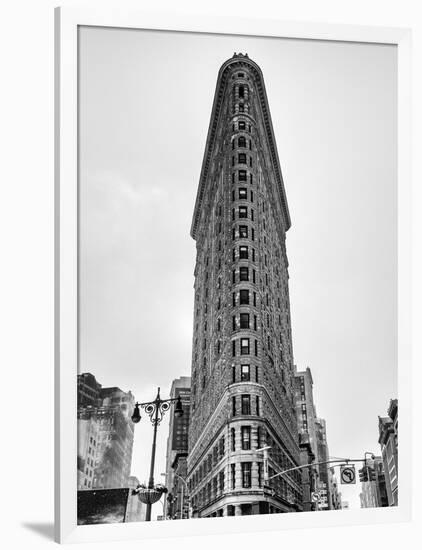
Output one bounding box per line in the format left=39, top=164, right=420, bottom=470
left=239, top=289, right=249, bottom=305
left=240, top=313, right=250, bottom=329
left=238, top=136, right=246, bottom=148
left=239, top=267, right=249, bottom=281
left=239, top=206, right=248, bottom=218
left=250, top=173, right=253, bottom=185
left=241, top=426, right=251, bottom=450
left=241, top=364, right=250, bottom=381
left=238, top=153, right=247, bottom=164
left=251, top=228, right=255, bottom=241
left=238, top=170, right=247, bottom=182
left=239, top=187, right=247, bottom=200
left=255, top=366, right=259, bottom=383
left=242, top=462, right=252, bottom=488
left=232, top=396, right=236, bottom=416
left=256, top=396, right=260, bottom=416
left=231, top=428, right=236, bottom=451
left=239, top=245, right=248, bottom=259
left=232, top=340, right=236, bottom=356
left=232, top=366, right=236, bottom=384
left=241, top=395, right=251, bottom=415
left=239, top=86, right=245, bottom=98
left=232, top=316, right=236, bottom=331
left=231, top=464, right=236, bottom=489
left=239, top=225, right=248, bottom=238
left=240, top=338, right=250, bottom=355
left=254, top=339, right=258, bottom=356
left=239, top=121, right=246, bottom=130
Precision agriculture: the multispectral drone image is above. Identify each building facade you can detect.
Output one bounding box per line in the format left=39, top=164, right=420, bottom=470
left=378, top=399, right=398, bottom=506
left=359, top=457, right=389, bottom=508
left=314, top=418, right=331, bottom=510
left=164, top=376, right=191, bottom=519
left=187, top=53, right=302, bottom=518
left=77, top=374, right=135, bottom=490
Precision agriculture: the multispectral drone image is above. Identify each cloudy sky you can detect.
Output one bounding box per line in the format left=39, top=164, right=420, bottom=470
left=78, top=26, right=397, bottom=512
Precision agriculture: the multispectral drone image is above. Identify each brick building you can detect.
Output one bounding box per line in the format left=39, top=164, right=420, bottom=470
left=187, top=53, right=302, bottom=517
left=378, top=398, right=398, bottom=506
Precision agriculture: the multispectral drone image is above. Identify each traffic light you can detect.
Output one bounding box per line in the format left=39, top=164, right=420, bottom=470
left=367, top=467, right=376, bottom=482
left=359, top=466, right=369, bottom=482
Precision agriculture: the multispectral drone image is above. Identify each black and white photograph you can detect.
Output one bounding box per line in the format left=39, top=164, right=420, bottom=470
left=76, top=26, right=398, bottom=524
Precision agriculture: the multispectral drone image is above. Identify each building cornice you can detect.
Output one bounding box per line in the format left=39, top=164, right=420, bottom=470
left=190, top=54, right=291, bottom=240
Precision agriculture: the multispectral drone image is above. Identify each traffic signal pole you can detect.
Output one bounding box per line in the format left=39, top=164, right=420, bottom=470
left=266, top=457, right=369, bottom=482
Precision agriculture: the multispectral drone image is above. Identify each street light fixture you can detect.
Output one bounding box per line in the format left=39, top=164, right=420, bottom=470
left=130, top=387, right=184, bottom=521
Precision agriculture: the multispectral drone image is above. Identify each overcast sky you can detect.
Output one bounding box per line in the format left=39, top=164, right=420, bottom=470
left=79, top=26, right=397, bottom=512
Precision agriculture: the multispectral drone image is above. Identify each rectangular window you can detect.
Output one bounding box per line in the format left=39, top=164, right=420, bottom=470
left=239, top=206, right=248, bottom=218
left=232, top=292, right=236, bottom=306
left=241, top=426, right=251, bottom=450
left=250, top=157, right=253, bottom=167
left=241, top=364, right=250, bottom=381
left=240, top=313, right=250, bottom=329
left=239, top=187, right=247, bottom=200
left=231, top=427, right=236, bottom=451
left=231, top=464, right=236, bottom=489
left=241, top=394, right=251, bottom=415
left=239, top=245, right=248, bottom=259
left=232, top=340, right=236, bottom=357
left=251, top=190, right=254, bottom=202
left=258, top=462, right=263, bottom=487
left=232, top=208, right=235, bottom=221
left=255, top=340, right=258, bottom=356
left=255, top=366, right=259, bottom=383
left=242, top=462, right=252, bottom=488
left=250, top=173, right=253, bottom=185
left=240, top=338, right=250, bottom=355
left=239, top=121, right=246, bottom=130
left=219, top=471, right=225, bottom=492
left=232, top=316, right=237, bottom=331
left=256, top=396, right=260, bottom=416
left=254, top=315, right=257, bottom=331
left=253, top=292, right=257, bottom=307
left=239, top=267, right=249, bottom=281
left=239, top=289, right=249, bottom=305
left=232, top=270, right=236, bottom=283
left=251, top=228, right=255, bottom=241
left=239, top=225, right=248, bottom=238
left=251, top=209, right=254, bottom=221
left=252, top=269, right=256, bottom=283
left=231, top=172, right=235, bottom=184
left=238, top=153, right=247, bottom=164
left=232, top=396, right=236, bottom=416
left=238, top=136, right=246, bottom=148
left=238, top=170, right=247, bottom=182
left=232, top=248, right=236, bottom=261
left=232, top=366, right=236, bottom=384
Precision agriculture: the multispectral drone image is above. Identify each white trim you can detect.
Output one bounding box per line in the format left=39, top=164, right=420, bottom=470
left=55, top=7, right=412, bottom=543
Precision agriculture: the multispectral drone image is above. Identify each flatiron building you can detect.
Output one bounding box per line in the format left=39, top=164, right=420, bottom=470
left=187, top=53, right=302, bottom=517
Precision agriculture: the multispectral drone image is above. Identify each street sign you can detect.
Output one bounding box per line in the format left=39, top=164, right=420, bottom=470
left=311, top=492, right=321, bottom=503
left=340, top=465, right=356, bottom=484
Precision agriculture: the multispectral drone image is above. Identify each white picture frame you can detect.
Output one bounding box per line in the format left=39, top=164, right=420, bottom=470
left=55, top=6, right=412, bottom=544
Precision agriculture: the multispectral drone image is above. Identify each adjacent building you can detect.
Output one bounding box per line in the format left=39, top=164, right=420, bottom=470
left=77, top=373, right=136, bottom=491
left=378, top=398, right=398, bottom=506
left=164, top=376, right=191, bottom=519
left=314, top=418, right=331, bottom=510
left=187, top=53, right=302, bottom=518
left=359, top=457, right=389, bottom=508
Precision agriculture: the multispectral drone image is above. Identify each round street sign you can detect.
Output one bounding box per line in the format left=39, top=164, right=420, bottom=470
left=340, top=465, right=356, bottom=484
left=311, top=492, right=321, bottom=502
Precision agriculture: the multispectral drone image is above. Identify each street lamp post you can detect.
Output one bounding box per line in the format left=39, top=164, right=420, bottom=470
left=131, top=387, right=184, bottom=521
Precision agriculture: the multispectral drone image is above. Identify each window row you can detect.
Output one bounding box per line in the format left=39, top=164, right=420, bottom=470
left=232, top=120, right=252, bottom=132
left=232, top=224, right=255, bottom=241
left=230, top=425, right=265, bottom=453
left=231, top=170, right=253, bottom=185
left=231, top=364, right=259, bottom=384
left=232, top=313, right=258, bottom=331
left=232, top=394, right=260, bottom=416
left=232, top=266, right=257, bottom=284
left=232, top=245, right=255, bottom=261
left=231, top=206, right=254, bottom=220
left=231, top=337, right=259, bottom=357
left=232, top=154, right=253, bottom=167
left=232, top=187, right=254, bottom=202
left=232, top=289, right=257, bottom=307
left=232, top=135, right=252, bottom=150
